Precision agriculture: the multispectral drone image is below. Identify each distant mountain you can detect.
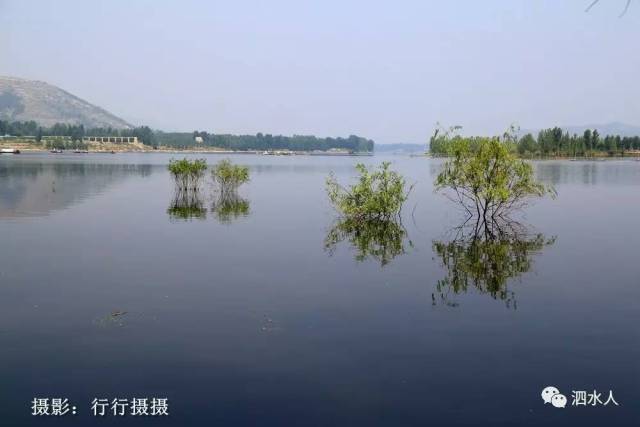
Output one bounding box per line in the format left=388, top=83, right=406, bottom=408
left=0, top=76, right=132, bottom=129
left=521, top=122, right=640, bottom=138
left=375, top=143, right=425, bottom=153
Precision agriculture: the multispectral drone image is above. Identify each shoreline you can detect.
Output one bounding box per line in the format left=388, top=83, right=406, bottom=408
left=0, top=146, right=374, bottom=156
left=3, top=149, right=639, bottom=160
left=2, top=142, right=638, bottom=159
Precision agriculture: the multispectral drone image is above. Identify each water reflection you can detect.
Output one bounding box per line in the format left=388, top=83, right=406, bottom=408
left=431, top=219, right=555, bottom=308
left=325, top=218, right=411, bottom=267
left=252, top=163, right=356, bottom=174
left=211, top=193, right=250, bottom=223
left=167, top=189, right=251, bottom=223
left=167, top=189, right=207, bottom=221
left=0, top=162, right=151, bottom=218
left=429, top=157, right=640, bottom=186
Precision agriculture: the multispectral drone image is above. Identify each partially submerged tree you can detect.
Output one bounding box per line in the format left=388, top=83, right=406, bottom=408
left=167, top=158, right=207, bottom=221
left=435, top=137, right=555, bottom=221
left=326, top=162, right=412, bottom=222
left=168, top=158, right=207, bottom=191
left=210, top=159, right=251, bottom=223
left=211, top=159, right=250, bottom=196
left=428, top=123, right=463, bottom=155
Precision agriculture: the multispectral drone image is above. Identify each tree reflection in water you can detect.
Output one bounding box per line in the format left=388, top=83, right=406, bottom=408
left=167, top=189, right=207, bottom=221
left=211, top=192, right=250, bottom=224
left=167, top=188, right=251, bottom=223
left=432, top=218, right=556, bottom=309
left=325, top=218, right=411, bottom=267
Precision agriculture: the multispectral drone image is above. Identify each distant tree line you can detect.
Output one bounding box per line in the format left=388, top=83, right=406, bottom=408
left=0, top=120, right=157, bottom=147
left=518, top=128, right=640, bottom=157
left=0, top=119, right=374, bottom=152
left=162, top=131, right=374, bottom=152
left=44, top=137, right=88, bottom=150
left=430, top=125, right=640, bottom=157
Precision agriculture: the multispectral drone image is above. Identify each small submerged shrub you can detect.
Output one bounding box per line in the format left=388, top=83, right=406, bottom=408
left=168, top=158, right=207, bottom=190
left=325, top=162, right=413, bottom=266
left=211, top=159, right=250, bottom=195
left=210, top=159, right=251, bottom=223
left=326, top=162, right=411, bottom=221
left=167, top=158, right=207, bottom=221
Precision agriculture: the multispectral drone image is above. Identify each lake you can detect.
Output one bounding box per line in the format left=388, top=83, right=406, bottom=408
left=1, top=153, right=638, bottom=426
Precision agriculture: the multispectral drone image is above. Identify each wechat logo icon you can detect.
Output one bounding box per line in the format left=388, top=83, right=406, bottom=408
left=541, top=386, right=567, bottom=408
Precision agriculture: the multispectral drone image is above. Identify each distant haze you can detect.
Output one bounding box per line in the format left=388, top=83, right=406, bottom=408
left=1, top=0, right=638, bottom=143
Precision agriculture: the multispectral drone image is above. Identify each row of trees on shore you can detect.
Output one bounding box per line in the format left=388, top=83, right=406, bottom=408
left=0, top=120, right=373, bottom=152
left=169, top=131, right=374, bottom=152
left=430, top=125, right=640, bottom=157
left=0, top=120, right=157, bottom=147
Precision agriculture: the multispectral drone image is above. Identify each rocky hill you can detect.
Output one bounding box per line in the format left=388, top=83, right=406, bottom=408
left=0, top=76, right=132, bottom=129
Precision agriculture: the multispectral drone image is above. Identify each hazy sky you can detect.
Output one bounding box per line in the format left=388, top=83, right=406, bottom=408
left=1, top=0, right=638, bottom=143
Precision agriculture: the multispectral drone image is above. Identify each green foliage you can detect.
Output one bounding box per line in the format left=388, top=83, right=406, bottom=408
left=44, top=137, right=88, bottom=150
left=428, top=123, right=463, bottom=155
left=428, top=123, right=640, bottom=158
left=325, top=218, right=410, bottom=267
left=208, top=159, right=251, bottom=223
left=432, top=220, right=556, bottom=308
left=325, top=162, right=412, bottom=266
left=168, top=158, right=207, bottom=190
left=326, top=162, right=410, bottom=221
left=519, top=126, right=638, bottom=157
left=131, top=126, right=157, bottom=147
left=158, top=131, right=374, bottom=152
left=0, top=120, right=157, bottom=146
left=211, top=159, right=250, bottom=194
left=429, top=123, right=511, bottom=156
left=167, top=158, right=207, bottom=221
left=435, top=137, right=555, bottom=219
left=517, top=133, right=537, bottom=155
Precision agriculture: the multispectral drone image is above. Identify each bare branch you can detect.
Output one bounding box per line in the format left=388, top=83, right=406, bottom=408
left=585, top=0, right=600, bottom=12
left=585, top=0, right=632, bottom=16
left=621, top=0, right=632, bottom=16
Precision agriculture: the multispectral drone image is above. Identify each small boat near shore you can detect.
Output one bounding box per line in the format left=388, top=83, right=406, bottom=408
left=0, top=148, right=20, bottom=154
left=50, top=149, right=64, bottom=154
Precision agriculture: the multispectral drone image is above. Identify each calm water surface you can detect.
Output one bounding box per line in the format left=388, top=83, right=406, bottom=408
left=1, top=153, right=639, bottom=426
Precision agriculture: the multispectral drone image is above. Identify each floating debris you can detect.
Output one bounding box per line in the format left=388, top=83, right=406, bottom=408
left=94, top=310, right=129, bottom=328
left=260, top=315, right=282, bottom=333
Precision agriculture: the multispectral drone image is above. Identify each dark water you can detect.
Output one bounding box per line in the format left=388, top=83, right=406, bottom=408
left=1, top=153, right=638, bottom=426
